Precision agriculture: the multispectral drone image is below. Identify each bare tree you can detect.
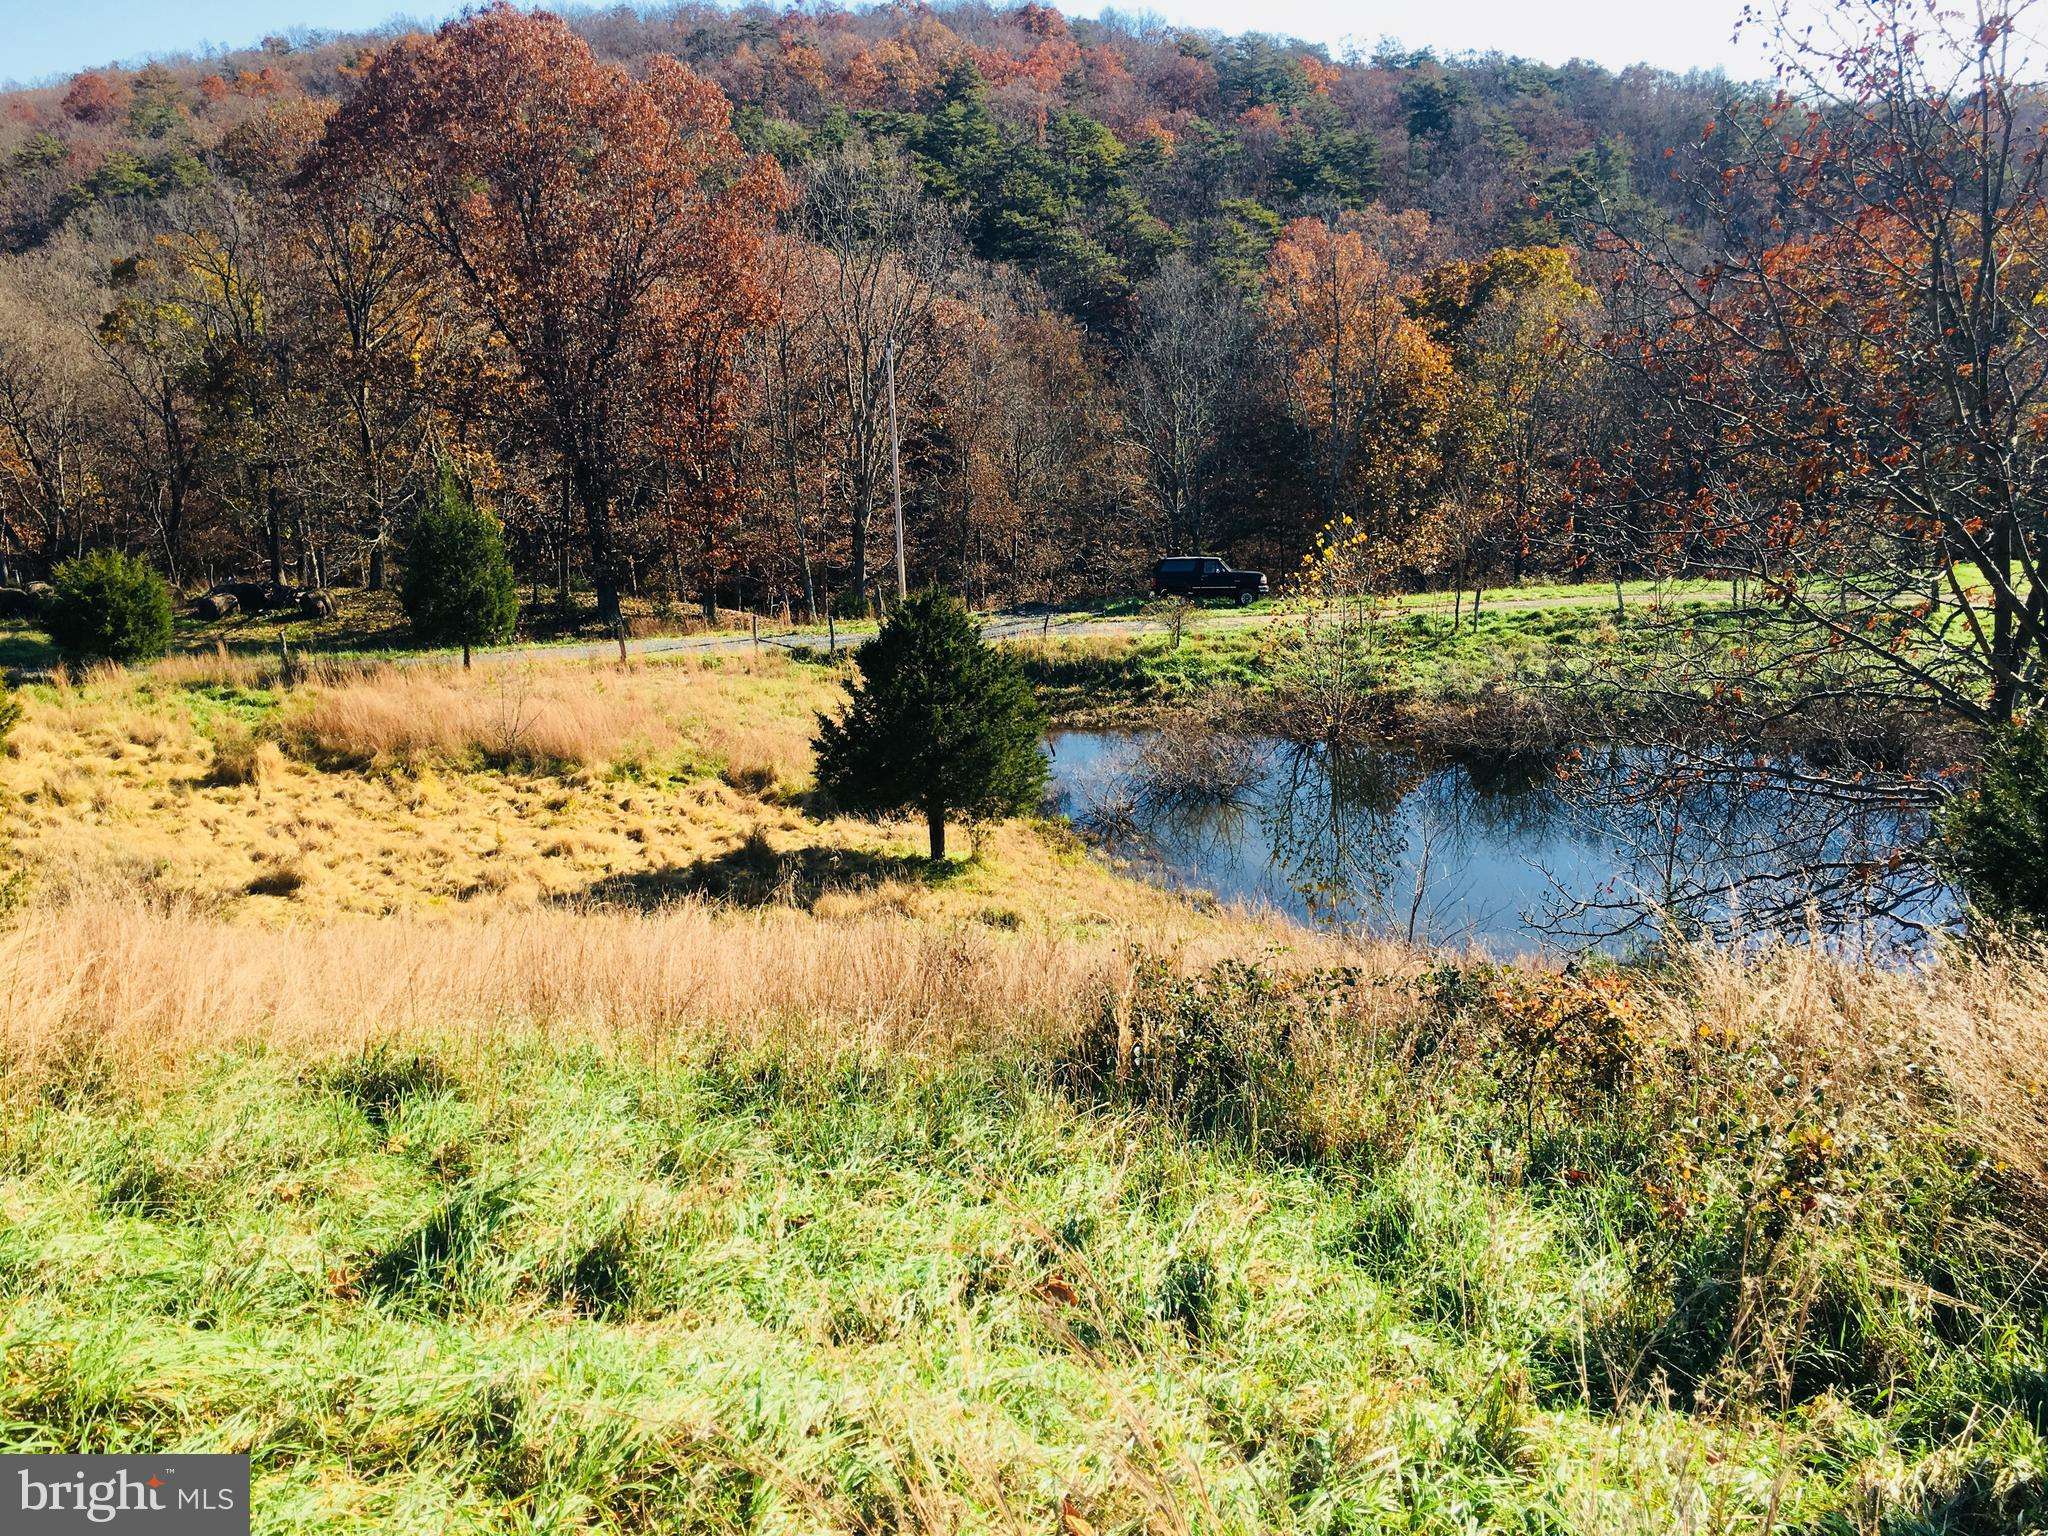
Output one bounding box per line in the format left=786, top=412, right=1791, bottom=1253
left=798, top=144, right=955, bottom=613
left=1122, top=254, right=1250, bottom=552
left=0, top=253, right=111, bottom=576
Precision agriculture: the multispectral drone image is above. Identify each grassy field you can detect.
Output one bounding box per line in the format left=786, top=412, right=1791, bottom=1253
left=2, top=895, right=2044, bottom=1533
left=0, top=648, right=1219, bottom=925
left=1015, top=602, right=1731, bottom=726
left=0, top=628, right=2044, bottom=1533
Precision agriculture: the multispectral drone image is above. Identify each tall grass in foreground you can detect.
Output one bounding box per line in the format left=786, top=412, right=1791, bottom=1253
left=2, top=895, right=2045, bottom=1531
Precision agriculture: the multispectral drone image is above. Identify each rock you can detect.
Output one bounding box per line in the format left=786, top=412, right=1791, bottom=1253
left=23, top=581, right=54, bottom=606
left=297, top=589, right=337, bottom=620
left=0, top=587, right=32, bottom=620
left=195, top=591, right=240, bottom=620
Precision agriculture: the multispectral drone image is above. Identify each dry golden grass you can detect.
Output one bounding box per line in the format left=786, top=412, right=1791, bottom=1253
left=3, top=879, right=2043, bottom=1222
left=1675, top=937, right=2048, bottom=1215
left=0, top=649, right=1271, bottom=929
left=0, top=887, right=1361, bottom=1099
left=287, top=668, right=670, bottom=770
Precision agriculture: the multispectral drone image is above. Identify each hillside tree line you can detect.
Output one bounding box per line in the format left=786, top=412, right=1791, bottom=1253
left=0, top=0, right=1720, bottom=622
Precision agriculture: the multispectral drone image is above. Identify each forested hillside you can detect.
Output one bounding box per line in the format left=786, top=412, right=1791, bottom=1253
left=0, top=2, right=1745, bottom=621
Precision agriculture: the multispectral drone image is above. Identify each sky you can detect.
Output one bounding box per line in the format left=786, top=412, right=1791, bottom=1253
left=0, top=0, right=1777, bottom=89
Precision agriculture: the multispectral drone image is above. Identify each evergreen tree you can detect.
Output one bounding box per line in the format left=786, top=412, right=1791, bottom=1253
left=814, top=590, right=1047, bottom=860
left=1936, top=717, right=2048, bottom=929
left=401, top=468, right=518, bottom=667
left=45, top=548, right=174, bottom=663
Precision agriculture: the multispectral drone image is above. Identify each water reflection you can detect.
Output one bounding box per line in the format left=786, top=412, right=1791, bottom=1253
left=1046, top=730, right=1955, bottom=956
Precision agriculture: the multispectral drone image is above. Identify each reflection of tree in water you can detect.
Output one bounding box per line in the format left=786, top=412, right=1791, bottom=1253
left=1066, top=728, right=1951, bottom=953
left=1536, top=746, right=1950, bottom=952
left=1260, top=740, right=1421, bottom=928
left=1420, top=746, right=1574, bottom=840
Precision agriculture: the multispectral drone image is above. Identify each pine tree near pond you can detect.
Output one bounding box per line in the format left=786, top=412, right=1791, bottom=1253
left=815, top=590, right=1047, bottom=861
left=401, top=469, right=518, bottom=667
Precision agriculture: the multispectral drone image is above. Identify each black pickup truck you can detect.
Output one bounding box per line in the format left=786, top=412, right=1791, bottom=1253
left=1152, top=555, right=1269, bottom=605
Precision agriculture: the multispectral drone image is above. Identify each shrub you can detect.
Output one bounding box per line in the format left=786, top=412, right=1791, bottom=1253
left=44, top=549, right=173, bottom=663
left=1937, top=715, right=2048, bottom=927
left=1071, top=957, right=1357, bottom=1158
left=401, top=467, right=518, bottom=667
left=204, top=718, right=283, bottom=788
left=814, top=589, right=1047, bottom=860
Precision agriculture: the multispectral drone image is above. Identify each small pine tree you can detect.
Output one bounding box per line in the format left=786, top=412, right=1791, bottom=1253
left=45, top=548, right=174, bottom=663
left=1936, top=715, right=2048, bottom=928
left=401, top=468, right=518, bottom=667
left=815, top=589, right=1047, bottom=860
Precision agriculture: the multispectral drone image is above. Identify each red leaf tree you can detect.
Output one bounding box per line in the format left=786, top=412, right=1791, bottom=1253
left=1598, top=0, right=2048, bottom=728
left=311, top=3, right=783, bottom=625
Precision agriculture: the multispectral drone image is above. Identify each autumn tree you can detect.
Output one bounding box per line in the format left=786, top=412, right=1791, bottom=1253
left=1264, top=210, right=1454, bottom=555
left=260, top=101, right=442, bottom=592
left=744, top=234, right=839, bottom=622
left=85, top=214, right=245, bottom=587
left=312, top=4, right=782, bottom=628
left=945, top=283, right=1140, bottom=603
left=1599, top=0, right=2048, bottom=728
left=797, top=143, right=954, bottom=614
left=1419, top=244, right=1598, bottom=620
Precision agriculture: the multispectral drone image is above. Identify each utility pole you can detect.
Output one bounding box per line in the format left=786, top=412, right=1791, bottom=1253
left=886, top=335, right=906, bottom=604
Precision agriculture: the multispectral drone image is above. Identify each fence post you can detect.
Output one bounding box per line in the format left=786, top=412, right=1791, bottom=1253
left=826, top=608, right=836, bottom=655
left=751, top=611, right=759, bottom=651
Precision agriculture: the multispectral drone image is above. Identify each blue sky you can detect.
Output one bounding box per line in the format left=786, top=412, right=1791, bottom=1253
left=0, top=0, right=1774, bottom=88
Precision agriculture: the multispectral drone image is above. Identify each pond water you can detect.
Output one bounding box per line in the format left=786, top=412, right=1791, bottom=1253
left=1045, top=729, right=1957, bottom=957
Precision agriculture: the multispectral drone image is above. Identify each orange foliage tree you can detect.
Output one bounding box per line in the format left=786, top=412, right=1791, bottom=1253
left=1264, top=211, right=1454, bottom=550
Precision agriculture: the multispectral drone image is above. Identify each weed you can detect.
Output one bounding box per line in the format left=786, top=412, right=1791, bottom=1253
left=325, top=1048, right=459, bottom=1130
left=362, top=1179, right=517, bottom=1304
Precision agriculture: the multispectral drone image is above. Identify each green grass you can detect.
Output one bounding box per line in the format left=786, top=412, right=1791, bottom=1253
left=4, top=953, right=2042, bottom=1533
left=1018, top=602, right=1739, bottom=722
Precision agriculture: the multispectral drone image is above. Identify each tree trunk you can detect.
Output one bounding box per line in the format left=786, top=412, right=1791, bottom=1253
left=926, top=804, right=946, bottom=862
left=850, top=513, right=869, bottom=618
left=700, top=529, right=718, bottom=626
left=570, top=461, right=622, bottom=626
left=263, top=479, right=286, bottom=593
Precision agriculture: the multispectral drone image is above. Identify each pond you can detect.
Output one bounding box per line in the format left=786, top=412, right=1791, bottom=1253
left=1045, top=729, right=1957, bottom=957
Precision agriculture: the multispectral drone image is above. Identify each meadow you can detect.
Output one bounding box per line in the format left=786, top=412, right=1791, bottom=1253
left=0, top=639, right=2044, bottom=1533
